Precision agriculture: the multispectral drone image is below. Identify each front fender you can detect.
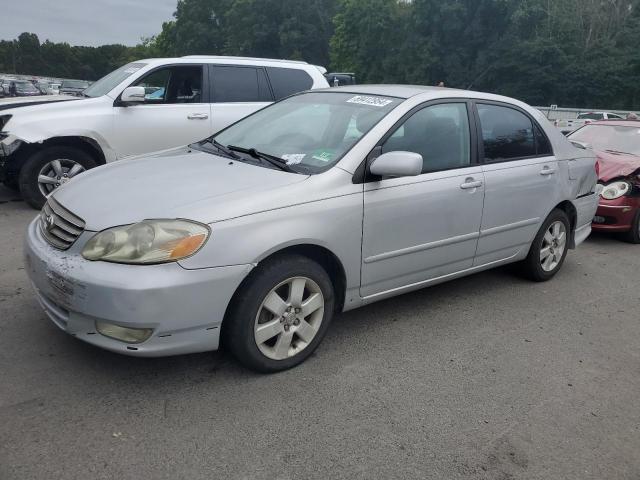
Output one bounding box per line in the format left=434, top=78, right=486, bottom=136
left=178, top=192, right=364, bottom=295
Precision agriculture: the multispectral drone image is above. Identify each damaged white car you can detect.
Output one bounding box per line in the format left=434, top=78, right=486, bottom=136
left=0, top=56, right=329, bottom=208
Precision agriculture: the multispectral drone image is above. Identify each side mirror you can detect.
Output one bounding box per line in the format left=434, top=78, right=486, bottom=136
left=369, top=151, right=423, bottom=178
left=120, top=86, right=146, bottom=104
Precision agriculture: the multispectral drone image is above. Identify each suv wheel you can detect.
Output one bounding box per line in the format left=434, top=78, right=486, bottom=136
left=19, top=146, right=97, bottom=209
left=623, top=210, right=640, bottom=244
left=522, top=209, right=570, bottom=282
left=224, top=254, right=335, bottom=373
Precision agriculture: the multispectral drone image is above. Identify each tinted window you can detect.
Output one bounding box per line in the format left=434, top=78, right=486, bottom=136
left=608, top=114, right=623, bottom=119
left=211, top=66, right=272, bottom=102
left=266, top=67, right=313, bottom=100
left=134, top=66, right=203, bottom=104
left=382, top=103, right=471, bottom=173
left=478, top=104, right=535, bottom=160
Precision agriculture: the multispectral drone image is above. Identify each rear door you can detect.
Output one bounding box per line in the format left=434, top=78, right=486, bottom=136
left=112, top=64, right=211, bottom=158
left=474, top=102, right=559, bottom=266
left=209, top=65, right=274, bottom=133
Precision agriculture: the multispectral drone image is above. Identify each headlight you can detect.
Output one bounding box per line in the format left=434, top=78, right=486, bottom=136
left=600, top=181, right=631, bottom=200
left=82, top=219, right=210, bottom=264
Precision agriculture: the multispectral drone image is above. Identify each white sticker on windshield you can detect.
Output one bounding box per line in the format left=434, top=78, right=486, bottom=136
left=281, top=153, right=306, bottom=165
left=346, top=95, right=393, bottom=108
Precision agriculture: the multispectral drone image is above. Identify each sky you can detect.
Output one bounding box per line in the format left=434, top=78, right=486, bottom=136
left=0, top=0, right=177, bottom=46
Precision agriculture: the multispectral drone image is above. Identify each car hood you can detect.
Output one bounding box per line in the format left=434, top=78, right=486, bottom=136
left=596, top=150, right=640, bottom=182
left=52, top=147, right=309, bottom=231
left=0, top=94, right=79, bottom=112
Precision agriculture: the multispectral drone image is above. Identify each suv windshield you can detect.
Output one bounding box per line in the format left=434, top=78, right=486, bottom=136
left=84, top=62, right=147, bottom=98
left=570, top=124, right=640, bottom=155
left=212, top=91, right=401, bottom=173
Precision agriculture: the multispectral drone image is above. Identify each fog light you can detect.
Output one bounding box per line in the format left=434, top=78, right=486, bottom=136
left=593, top=216, right=606, bottom=224
left=95, top=321, right=153, bottom=344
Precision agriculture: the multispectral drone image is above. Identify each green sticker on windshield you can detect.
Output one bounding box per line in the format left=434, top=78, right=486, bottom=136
left=311, top=149, right=335, bottom=163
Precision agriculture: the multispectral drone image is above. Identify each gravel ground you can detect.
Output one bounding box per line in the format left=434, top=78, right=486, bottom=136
left=1, top=185, right=639, bottom=480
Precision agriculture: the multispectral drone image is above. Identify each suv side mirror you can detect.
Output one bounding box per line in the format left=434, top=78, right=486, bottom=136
left=369, top=151, right=423, bottom=178
left=120, top=86, right=146, bottom=104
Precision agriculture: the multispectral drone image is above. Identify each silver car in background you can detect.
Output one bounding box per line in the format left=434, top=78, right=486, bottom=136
left=24, top=85, right=599, bottom=372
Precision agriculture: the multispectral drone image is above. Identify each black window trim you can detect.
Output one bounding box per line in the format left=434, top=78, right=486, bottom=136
left=114, top=63, right=209, bottom=106
left=472, top=100, right=554, bottom=165
left=353, top=98, right=479, bottom=184
left=208, top=64, right=275, bottom=104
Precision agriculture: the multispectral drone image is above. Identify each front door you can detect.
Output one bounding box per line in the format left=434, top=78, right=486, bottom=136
left=361, top=102, right=485, bottom=298
left=112, top=64, right=212, bottom=158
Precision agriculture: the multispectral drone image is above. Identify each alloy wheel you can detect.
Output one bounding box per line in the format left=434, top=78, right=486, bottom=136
left=540, top=220, right=567, bottom=272
left=37, top=159, right=85, bottom=197
left=254, top=276, right=325, bottom=361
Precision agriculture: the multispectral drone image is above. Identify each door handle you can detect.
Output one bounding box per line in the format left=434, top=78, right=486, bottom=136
left=187, top=113, right=209, bottom=120
left=540, top=167, right=556, bottom=176
left=460, top=179, right=483, bottom=190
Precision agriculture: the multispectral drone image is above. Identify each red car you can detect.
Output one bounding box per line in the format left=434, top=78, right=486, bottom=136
left=568, top=120, right=640, bottom=243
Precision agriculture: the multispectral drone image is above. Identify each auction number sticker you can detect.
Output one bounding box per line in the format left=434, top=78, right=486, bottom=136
left=281, top=153, right=306, bottom=165
left=346, top=95, right=393, bottom=107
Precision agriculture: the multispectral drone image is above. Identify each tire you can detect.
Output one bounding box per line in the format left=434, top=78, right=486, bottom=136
left=622, top=210, right=640, bottom=244
left=521, top=209, right=571, bottom=282
left=2, top=178, right=19, bottom=192
left=19, top=146, right=97, bottom=209
left=223, top=254, right=335, bottom=373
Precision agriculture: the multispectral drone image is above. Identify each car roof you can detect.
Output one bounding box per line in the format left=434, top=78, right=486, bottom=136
left=314, top=84, right=530, bottom=103
left=137, top=56, right=317, bottom=69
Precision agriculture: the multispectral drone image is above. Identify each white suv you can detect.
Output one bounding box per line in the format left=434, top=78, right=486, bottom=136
left=0, top=56, right=329, bottom=208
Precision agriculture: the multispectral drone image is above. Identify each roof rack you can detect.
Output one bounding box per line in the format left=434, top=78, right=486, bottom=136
left=181, top=55, right=308, bottom=65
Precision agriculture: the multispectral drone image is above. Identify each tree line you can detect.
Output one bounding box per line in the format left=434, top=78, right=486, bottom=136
left=1, top=0, right=639, bottom=109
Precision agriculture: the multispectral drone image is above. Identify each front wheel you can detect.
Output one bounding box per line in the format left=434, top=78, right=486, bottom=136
left=521, top=209, right=570, bottom=282
left=19, top=146, right=96, bottom=209
left=224, top=254, right=335, bottom=373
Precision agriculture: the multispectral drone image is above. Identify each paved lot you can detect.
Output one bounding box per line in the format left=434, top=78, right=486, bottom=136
left=0, top=185, right=639, bottom=480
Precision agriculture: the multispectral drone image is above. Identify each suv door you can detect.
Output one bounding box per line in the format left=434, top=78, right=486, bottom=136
left=361, top=101, right=485, bottom=298
left=112, top=64, right=211, bottom=158
left=474, top=102, right=559, bottom=266
left=209, top=65, right=274, bottom=133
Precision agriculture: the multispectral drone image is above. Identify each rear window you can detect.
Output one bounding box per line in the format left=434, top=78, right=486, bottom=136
left=266, top=67, right=313, bottom=100
left=211, top=65, right=272, bottom=103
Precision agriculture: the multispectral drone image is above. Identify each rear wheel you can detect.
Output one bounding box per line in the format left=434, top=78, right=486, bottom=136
left=19, top=146, right=96, bottom=209
left=224, top=254, right=335, bottom=373
left=623, top=210, right=640, bottom=244
left=521, top=209, right=570, bottom=282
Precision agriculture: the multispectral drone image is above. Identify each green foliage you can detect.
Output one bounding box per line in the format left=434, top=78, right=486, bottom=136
left=1, top=0, right=639, bottom=108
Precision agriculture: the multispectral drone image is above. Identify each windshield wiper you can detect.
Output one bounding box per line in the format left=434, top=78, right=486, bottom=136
left=227, top=145, right=296, bottom=172
left=199, top=139, right=241, bottom=159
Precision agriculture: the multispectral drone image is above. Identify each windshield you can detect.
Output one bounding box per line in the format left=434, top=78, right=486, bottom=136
left=212, top=91, right=402, bottom=173
left=83, top=62, right=147, bottom=98
left=570, top=124, right=640, bottom=155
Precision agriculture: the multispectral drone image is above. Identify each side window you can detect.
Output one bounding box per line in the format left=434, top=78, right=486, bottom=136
left=381, top=103, right=471, bottom=174
left=534, top=123, right=553, bottom=156
left=134, top=66, right=203, bottom=104
left=608, top=113, right=623, bottom=120
left=477, top=104, right=535, bottom=161
left=266, top=67, right=314, bottom=100
left=211, top=66, right=273, bottom=102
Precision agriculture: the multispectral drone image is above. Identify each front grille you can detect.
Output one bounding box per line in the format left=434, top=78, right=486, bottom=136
left=39, top=197, right=85, bottom=250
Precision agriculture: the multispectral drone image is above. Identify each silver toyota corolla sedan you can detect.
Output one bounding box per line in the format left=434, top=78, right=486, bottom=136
left=24, top=85, right=599, bottom=372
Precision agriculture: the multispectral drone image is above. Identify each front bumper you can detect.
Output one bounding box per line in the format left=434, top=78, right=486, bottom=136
left=24, top=218, right=252, bottom=357
left=592, top=196, right=640, bottom=232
